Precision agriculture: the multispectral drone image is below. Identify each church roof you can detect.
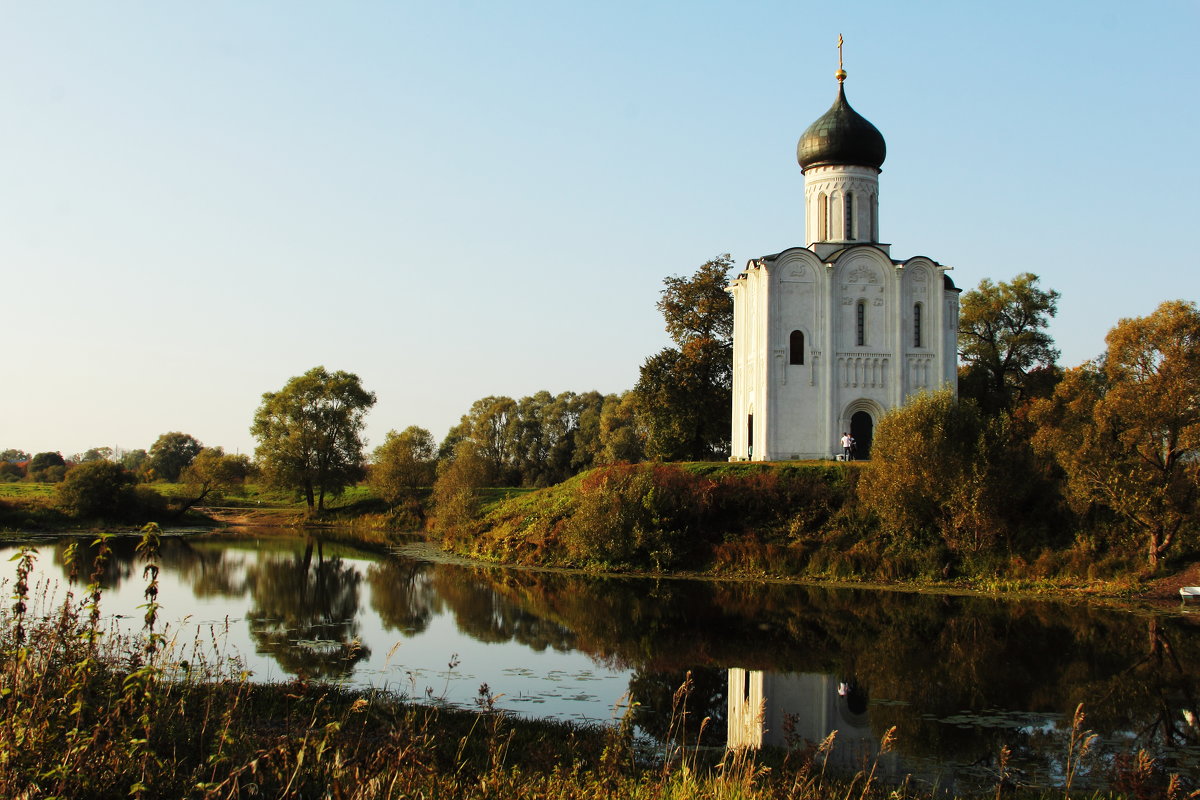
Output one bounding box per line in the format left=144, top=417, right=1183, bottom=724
left=797, top=83, right=886, bottom=171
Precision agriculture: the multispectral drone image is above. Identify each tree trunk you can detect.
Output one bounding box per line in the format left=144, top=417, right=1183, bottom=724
left=304, top=480, right=315, bottom=511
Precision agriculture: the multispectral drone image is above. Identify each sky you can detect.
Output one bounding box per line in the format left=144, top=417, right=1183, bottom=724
left=4, top=1, right=1199, bottom=459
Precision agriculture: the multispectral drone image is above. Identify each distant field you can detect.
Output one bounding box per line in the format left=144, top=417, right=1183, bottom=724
left=0, top=483, right=55, bottom=500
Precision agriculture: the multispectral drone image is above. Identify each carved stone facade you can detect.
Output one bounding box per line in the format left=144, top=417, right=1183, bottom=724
left=727, top=78, right=959, bottom=461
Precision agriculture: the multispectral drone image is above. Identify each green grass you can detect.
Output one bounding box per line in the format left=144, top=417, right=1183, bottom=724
left=0, top=482, right=56, bottom=499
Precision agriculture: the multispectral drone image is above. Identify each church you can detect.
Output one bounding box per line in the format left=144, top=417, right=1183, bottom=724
left=728, top=54, right=959, bottom=461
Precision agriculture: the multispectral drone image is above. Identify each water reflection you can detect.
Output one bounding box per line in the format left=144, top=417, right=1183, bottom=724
left=246, top=539, right=370, bottom=678
left=728, top=670, right=892, bottom=774
left=4, top=532, right=1200, bottom=787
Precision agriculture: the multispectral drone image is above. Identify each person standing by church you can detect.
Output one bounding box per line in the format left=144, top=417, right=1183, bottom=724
left=841, top=432, right=854, bottom=461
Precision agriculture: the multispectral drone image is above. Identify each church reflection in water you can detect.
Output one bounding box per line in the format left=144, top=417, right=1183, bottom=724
left=727, top=669, right=898, bottom=775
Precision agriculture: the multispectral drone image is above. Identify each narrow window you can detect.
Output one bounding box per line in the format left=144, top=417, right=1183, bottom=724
left=913, top=303, right=923, bottom=348
left=747, top=415, right=754, bottom=460
left=869, top=195, right=877, bottom=241
left=844, top=192, right=855, bottom=240
left=789, top=330, right=805, bottom=365
left=817, top=192, right=828, bottom=241
left=856, top=301, right=866, bottom=347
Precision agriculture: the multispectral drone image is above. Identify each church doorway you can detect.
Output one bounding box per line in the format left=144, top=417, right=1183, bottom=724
left=850, top=411, right=873, bottom=460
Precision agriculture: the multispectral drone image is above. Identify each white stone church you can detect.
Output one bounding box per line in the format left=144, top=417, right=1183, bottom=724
left=728, top=65, right=959, bottom=461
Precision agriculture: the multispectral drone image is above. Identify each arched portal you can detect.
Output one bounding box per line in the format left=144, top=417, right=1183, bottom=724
left=850, top=411, right=874, bottom=460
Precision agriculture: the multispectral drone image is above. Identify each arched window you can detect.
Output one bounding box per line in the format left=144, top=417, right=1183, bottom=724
left=817, top=193, right=828, bottom=241
left=913, top=303, right=923, bottom=348
left=789, top=330, right=805, bottom=365
left=855, top=301, right=866, bottom=347
left=844, top=192, right=855, bottom=240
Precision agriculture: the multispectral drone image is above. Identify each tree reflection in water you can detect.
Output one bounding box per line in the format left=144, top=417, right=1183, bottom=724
left=246, top=538, right=370, bottom=678
left=10, top=535, right=1200, bottom=786
left=367, top=559, right=442, bottom=635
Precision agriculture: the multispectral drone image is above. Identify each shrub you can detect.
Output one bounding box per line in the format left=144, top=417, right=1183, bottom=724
left=433, top=441, right=489, bottom=541
left=561, top=464, right=714, bottom=569
left=56, top=460, right=136, bottom=519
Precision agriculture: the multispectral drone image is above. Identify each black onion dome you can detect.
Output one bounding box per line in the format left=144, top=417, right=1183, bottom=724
left=797, top=84, right=886, bottom=171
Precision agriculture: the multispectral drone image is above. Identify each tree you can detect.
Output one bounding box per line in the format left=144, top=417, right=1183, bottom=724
left=432, top=440, right=489, bottom=537
left=598, top=392, right=645, bottom=463
left=56, top=460, right=136, bottom=518
left=27, top=451, right=67, bottom=482
left=251, top=366, right=376, bottom=512
left=861, top=389, right=1057, bottom=561
left=148, top=432, right=204, bottom=482
left=1030, top=300, right=1200, bottom=570
left=177, top=447, right=253, bottom=512
left=958, top=273, right=1061, bottom=414
left=634, top=255, right=734, bottom=460
left=370, top=426, right=437, bottom=505
left=636, top=338, right=731, bottom=460
left=119, top=448, right=150, bottom=475
left=72, top=447, right=113, bottom=464
left=0, top=449, right=30, bottom=463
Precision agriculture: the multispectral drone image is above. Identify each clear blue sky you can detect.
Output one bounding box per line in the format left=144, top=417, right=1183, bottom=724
left=4, top=1, right=1198, bottom=459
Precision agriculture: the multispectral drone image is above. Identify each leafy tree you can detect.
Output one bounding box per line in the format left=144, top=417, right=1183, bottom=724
left=861, top=389, right=1054, bottom=560
left=1030, top=300, right=1200, bottom=570
left=148, top=432, right=204, bottom=482
left=56, top=460, right=135, bottom=518
left=432, top=440, right=489, bottom=537
left=120, top=448, right=150, bottom=474
left=958, top=272, right=1061, bottom=414
left=0, top=462, right=23, bottom=482
left=599, top=392, right=645, bottom=463
left=370, top=426, right=437, bottom=505
left=634, top=255, right=734, bottom=460
left=177, top=447, right=253, bottom=512
left=251, top=366, right=376, bottom=513
left=27, top=451, right=67, bottom=482
left=0, top=449, right=30, bottom=463
left=72, top=447, right=113, bottom=463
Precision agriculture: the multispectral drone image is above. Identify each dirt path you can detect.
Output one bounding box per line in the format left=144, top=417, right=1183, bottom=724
left=195, top=506, right=307, bottom=528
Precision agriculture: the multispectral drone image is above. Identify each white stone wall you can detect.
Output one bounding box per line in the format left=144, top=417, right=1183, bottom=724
left=728, top=247, right=959, bottom=461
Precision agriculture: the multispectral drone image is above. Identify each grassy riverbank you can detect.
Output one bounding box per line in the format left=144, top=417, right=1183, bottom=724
left=435, top=462, right=1198, bottom=598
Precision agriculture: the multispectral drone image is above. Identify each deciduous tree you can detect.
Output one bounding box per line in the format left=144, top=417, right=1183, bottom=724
left=251, top=366, right=376, bottom=513
left=634, top=255, right=733, bottom=460
left=27, top=451, right=67, bottom=482
left=370, top=426, right=437, bottom=505
left=958, top=273, right=1061, bottom=414
left=178, top=447, right=253, bottom=511
left=56, top=460, right=135, bottom=518
left=861, top=389, right=1054, bottom=559
left=148, top=432, right=203, bottom=482
left=1030, top=300, right=1200, bottom=569
left=72, top=447, right=114, bottom=464
left=0, top=449, right=30, bottom=464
